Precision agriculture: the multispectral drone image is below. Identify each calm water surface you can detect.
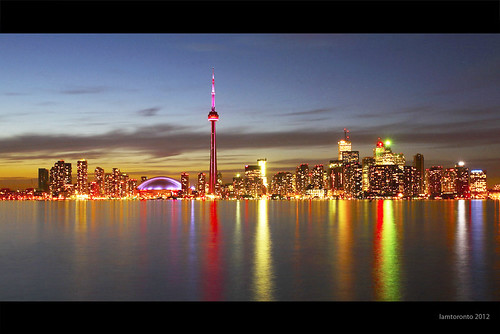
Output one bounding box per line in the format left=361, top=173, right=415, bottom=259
left=1, top=199, right=500, bottom=301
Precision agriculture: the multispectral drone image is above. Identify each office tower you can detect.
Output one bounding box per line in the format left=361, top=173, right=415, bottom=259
left=181, top=173, right=189, bottom=194
left=49, top=160, right=72, bottom=197
left=311, top=164, right=324, bottom=189
left=245, top=164, right=263, bottom=198
left=338, top=128, right=351, bottom=160
left=428, top=166, right=443, bottom=198
left=38, top=168, right=49, bottom=192
left=208, top=68, right=219, bottom=195
left=295, top=163, right=310, bottom=195
left=342, top=151, right=359, bottom=165
left=216, top=172, right=222, bottom=196
left=362, top=157, right=375, bottom=192
left=271, top=171, right=294, bottom=197
left=470, top=169, right=487, bottom=199
left=373, top=138, right=398, bottom=165
left=403, top=165, right=419, bottom=197
left=104, top=173, right=113, bottom=196
left=197, top=173, right=206, bottom=196
left=76, top=159, right=88, bottom=195
left=232, top=174, right=244, bottom=197
left=128, top=179, right=137, bottom=195
left=328, top=160, right=343, bottom=191
left=344, top=162, right=363, bottom=198
left=442, top=168, right=457, bottom=195
left=368, top=164, right=400, bottom=196
left=257, top=159, right=268, bottom=190
left=413, top=153, right=424, bottom=194
left=455, top=161, right=470, bottom=198
left=94, top=167, right=105, bottom=196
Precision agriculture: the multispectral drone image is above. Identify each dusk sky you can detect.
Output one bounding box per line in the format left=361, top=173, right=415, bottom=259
left=1, top=34, right=500, bottom=188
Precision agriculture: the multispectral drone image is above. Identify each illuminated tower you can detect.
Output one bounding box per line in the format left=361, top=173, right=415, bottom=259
left=208, top=68, right=219, bottom=195
left=76, top=159, right=88, bottom=195
left=338, top=128, right=351, bottom=160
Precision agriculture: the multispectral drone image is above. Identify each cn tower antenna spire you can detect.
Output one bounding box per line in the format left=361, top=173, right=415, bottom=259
left=211, top=67, right=215, bottom=111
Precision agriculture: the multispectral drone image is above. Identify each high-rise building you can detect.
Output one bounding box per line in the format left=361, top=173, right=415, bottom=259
left=295, top=163, right=310, bottom=195
left=428, top=166, right=443, bottom=198
left=257, top=158, right=268, bottom=190
left=271, top=171, right=294, bottom=197
left=38, top=168, right=49, bottom=192
left=311, top=164, right=324, bottom=189
left=328, top=160, right=343, bottom=192
left=245, top=164, right=263, bottom=198
left=403, top=165, right=420, bottom=197
left=442, top=168, right=457, bottom=195
left=368, top=164, right=400, bottom=196
left=232, top=174, right=244, bottom=197
left=197, top=173, right=206, bottom=196
left=49, top=160, right=72, bottom=197
left=455, top=161, right=470, bottom=198
left=181, top=173, right=189, bottom=194
left=208, top=68, right=219, bottom=195
left=94, top=167, right=105, bottom=196
left=470, top=169, right=487, bottom=199
left=76, top=159, right=88, bottom=195
left=344, top=163, right=363, bottom=198
left=413, top=153, right=424, bottom=194
left=338, top=128, right=351, bottom=160
left=362, top=157, right=375, bottom=192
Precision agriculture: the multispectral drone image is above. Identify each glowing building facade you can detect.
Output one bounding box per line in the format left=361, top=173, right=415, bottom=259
left=338, top=128, right=351, bottom=160
left=470, top=169, right=487, bottom=199
left=76, top=159, right=88, bottom=195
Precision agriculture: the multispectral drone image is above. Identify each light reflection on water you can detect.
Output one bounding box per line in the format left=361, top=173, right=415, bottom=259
left=0, top=199, right=499, bottom=301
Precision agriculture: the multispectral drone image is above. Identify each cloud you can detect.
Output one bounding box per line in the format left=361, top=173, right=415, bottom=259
left=282, top=108, right=338, bottom=117
left=60, top=86, right=109, bottom=94
left=137, top=107, right=161, bottom=117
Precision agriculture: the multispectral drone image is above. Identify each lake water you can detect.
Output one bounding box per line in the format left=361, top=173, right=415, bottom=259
left=1, top=199, right=500, bottom=301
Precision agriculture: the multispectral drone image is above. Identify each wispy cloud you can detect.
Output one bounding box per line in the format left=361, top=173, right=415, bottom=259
left=60, top=86, right=109, bottom=95
left=137, top=107, right=161, bottom=117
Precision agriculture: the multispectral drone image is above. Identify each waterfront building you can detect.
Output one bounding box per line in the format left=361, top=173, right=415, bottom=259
left=368, top=164, right=400, bottom=197
left=94, top=167, right=105, bottom=196
left=311, top=164, right=325, bottom=189
left=38, top=168, right=49, bottom=192
left=328, top=159, right=343, bottom=192
left=49, top=160, right=72, bottom=197
left=442, top=168, right=457, bottom=196
left=76, top=159, right=88, bottom=195
left=197, top=173, right=206, bottom=196
left=271, top=171, right=294, bottom=197
left=428, top=166, right=443, bottom=198
left=470, top=169, right=487, bottom=199
left=208, top=68, right=219, bottom=195
left=245, top=164, right=263, bottom=198
left=403, top=165, right=420, bottom=197
left=455, top=161, right=470, bottom=198
left=181, top=172, right=189, bottom=194
left=362, top=157, right=375, bottom=192
left=295, top=163, right=310, bottom=195
left=232, top=174, right=245, bottom=197
left=413, top=153, right=425, bottom=194
left=257, top=158, right=268, bottom=190
left=344, top=162, right=363, bottom=198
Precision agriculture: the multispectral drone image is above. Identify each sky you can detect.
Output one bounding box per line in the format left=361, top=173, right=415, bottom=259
left=1, top=34, right=500, bottom=189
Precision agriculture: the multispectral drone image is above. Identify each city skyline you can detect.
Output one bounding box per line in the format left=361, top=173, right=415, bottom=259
left=1, top=34, right=500, bottom=189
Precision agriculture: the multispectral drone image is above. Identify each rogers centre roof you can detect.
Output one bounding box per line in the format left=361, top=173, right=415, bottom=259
left=136, top=176, right=182, bottom=191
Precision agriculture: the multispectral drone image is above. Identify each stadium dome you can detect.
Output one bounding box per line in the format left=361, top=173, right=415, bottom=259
left=137, top=176, right=182, bottom=191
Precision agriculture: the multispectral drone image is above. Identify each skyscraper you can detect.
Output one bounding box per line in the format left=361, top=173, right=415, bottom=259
left=94, top=167, right=105, bottom=196
left=76, top=159, right=88, bottom=195
left=49, top=160, right=72, bottom=197
left=338, top=128, right=351, bottom=160
left=257, top=158, right=268, bottom=190
left=197, top=173, right=206, bottom=196
left=470, top=169, right=487, bottom=199
left=295, top=163, right=310, bottom=195
left=413, top=153, right=424, bottom=194
left=181, top=172, right=189, bottom=194
left=208, top=68, right=219, bottom=195
left=455, top=161, right=470, bottom=198
left=38, top=168, right=49, bottom=192
left=428, top=166, right=443, bottom=198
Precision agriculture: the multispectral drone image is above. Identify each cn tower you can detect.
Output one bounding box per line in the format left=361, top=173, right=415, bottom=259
left=208, top=68, right=219, bottom=195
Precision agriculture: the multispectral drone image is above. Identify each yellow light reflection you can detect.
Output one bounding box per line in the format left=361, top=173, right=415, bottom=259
left=253, top=199, right=274, bottom=301
left=336, top=200, right=353, bottom=300
left=374, top=200, right=401, bottom=301
left=455, top=200, right=471, bottom=299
